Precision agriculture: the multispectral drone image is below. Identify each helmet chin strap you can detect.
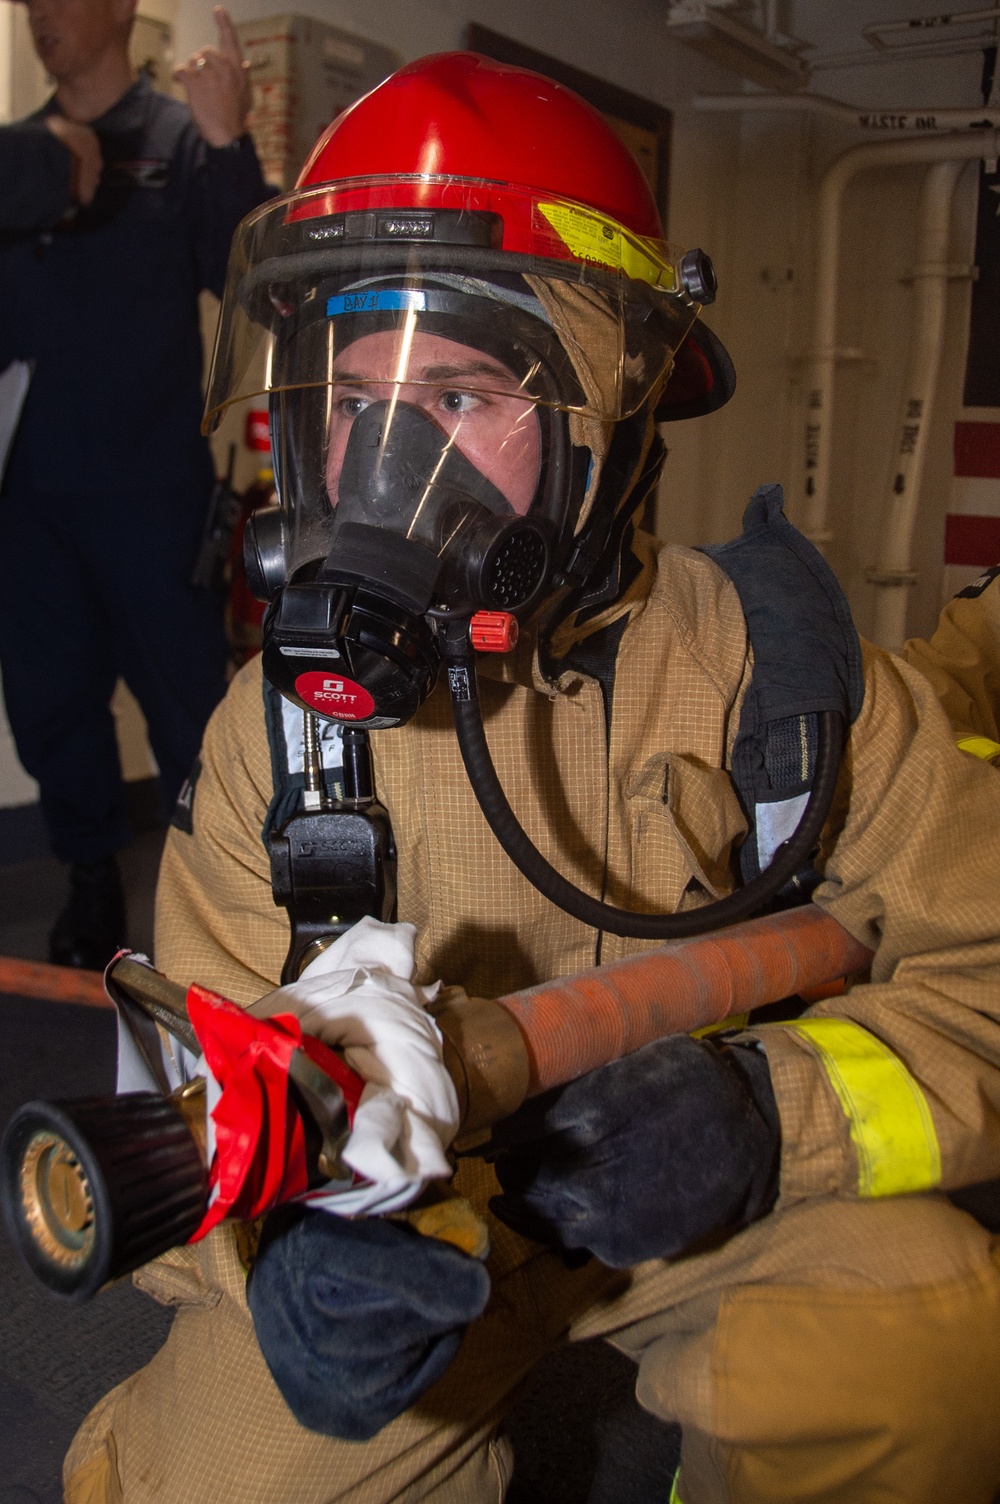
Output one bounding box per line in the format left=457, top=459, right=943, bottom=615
left=440, top=621, right=845, bottom=940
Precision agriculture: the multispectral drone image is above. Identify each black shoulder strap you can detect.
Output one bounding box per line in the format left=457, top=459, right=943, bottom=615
left=954, top=563, right=1000, bottom=599
left=699, top=483, right=864, bottom=883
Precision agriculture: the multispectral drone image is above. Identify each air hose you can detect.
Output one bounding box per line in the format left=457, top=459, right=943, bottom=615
left=444, top=641, right=845, bottom=941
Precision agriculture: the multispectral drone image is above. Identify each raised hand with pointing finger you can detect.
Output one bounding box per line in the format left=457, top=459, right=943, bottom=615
left=174, top=6, right=253, bottom=148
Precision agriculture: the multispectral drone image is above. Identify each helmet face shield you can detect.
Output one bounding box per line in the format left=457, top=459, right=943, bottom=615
left=204, top=176, right=703, bottom=438
left=207, top=176, right=705, bottom=609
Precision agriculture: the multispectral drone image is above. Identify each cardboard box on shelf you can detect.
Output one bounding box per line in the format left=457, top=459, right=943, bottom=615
left=236, top=15, right=401, bottom=190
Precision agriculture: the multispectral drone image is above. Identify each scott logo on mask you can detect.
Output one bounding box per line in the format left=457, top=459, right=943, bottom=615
left=294, top=671, right=376, bottom=721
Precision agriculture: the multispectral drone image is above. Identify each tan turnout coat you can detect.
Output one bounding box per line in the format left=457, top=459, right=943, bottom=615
left=158, top=536, right=1000, bottom=1202
left=65, top=535, right=1000, bottom=1504
left=905, top=564, right=1000, bottom=763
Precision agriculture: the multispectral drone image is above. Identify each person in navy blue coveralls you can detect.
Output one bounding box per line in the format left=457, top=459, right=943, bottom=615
left=0, top=0, right=272, bottom=966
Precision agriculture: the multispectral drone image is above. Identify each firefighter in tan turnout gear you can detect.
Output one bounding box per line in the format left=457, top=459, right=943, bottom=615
left=905, top=564, right=1000, bottom=769
left=66, top=51, right=1000, bottom=1504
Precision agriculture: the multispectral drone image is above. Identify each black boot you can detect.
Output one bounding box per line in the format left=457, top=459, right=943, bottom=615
left=48, top=856, right=127, bottom=970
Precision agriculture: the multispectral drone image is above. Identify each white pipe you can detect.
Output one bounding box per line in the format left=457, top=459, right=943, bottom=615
left=868, top=160, right=966, bottom=651
left=800, top=131, right=1000, bottom=551
left=695, top=92, right=1000, bottom=132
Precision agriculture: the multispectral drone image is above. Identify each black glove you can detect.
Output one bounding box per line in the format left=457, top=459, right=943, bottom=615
left=247, top=1206, right=491, bottom=1439
left=487, top=1034, right=781, bottom=1268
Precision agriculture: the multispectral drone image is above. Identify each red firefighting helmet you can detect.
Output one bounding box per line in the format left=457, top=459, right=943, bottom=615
left=206, top=51, right=733, bottom=435
left=289, top=53, right=732, bottom=421
left=299, top=50, right=663, bottom=238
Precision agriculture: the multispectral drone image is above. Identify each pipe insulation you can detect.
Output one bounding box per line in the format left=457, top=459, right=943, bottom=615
left=868, top=160, right=966, bottom=651
left=799, top=131, right=1000, bottom=553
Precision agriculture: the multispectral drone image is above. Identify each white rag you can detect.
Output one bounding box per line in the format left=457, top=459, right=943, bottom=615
left=257, top=916, right=459, bottom=1215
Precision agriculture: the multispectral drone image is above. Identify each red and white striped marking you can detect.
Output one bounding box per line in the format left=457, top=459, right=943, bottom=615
left=944, top=419, right=1000, bottom=598
left=947, top=421, right=1000, bottom=561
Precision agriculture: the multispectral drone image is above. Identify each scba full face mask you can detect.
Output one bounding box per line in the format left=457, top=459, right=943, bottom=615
left=247, top=269, right=592, bottom=727
left=204, top=53, right=732, bottom=728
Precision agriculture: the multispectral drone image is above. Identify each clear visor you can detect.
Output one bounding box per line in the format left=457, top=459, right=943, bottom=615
left=326, top=332, right=542, bottom=514
left=276, top=327, right=547, bottom=585
left=204, top=176, right=702, bottom=434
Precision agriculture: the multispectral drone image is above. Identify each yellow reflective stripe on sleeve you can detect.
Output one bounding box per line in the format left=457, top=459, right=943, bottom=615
left=669, top=1472, right=683, bottom=1504
left=786, top=1019, right=941, bottom=1197
left=956, top=734, right=1000, bottom=763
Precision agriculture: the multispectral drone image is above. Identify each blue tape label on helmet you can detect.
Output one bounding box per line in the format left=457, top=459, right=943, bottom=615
left=326, top=290, right=428, bottom=317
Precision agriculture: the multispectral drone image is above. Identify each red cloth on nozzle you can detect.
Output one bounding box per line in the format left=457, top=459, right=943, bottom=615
left=185, top=984, right=363, bottom=1239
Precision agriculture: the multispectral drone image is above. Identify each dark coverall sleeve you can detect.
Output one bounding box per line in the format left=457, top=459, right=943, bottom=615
left=0, top=121, right=73, bottom=232
left=184, top=131, right=273, bottom=297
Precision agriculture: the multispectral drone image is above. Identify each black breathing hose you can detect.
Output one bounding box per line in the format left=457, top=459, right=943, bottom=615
left=445, top=649, right=845, bottom=940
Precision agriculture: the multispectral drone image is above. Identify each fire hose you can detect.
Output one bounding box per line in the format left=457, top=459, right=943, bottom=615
left=0, top=904, right=872, bottom=1300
